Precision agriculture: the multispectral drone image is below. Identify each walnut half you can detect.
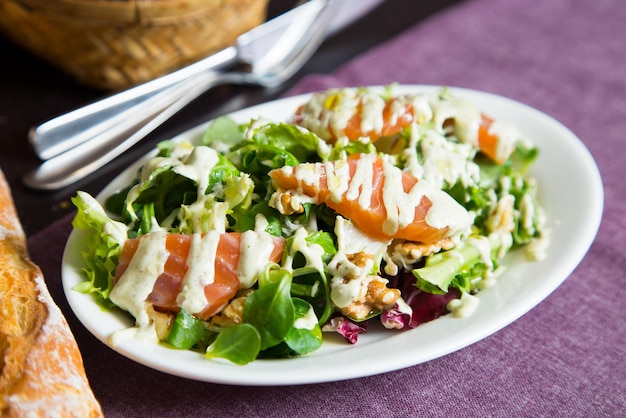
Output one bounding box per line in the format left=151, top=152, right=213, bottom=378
left=339, top=276, right=400, bottom=321
left=209, top=296, right=248, bottom=328
left=271, top=191, right=305, bottom=215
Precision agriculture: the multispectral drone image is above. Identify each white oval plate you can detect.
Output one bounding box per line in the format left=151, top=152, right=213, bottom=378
left=62, top=85, right=603, bottom=386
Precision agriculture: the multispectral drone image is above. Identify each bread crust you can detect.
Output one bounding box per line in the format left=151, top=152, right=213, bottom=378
left=0, top=168, right=103, bottom=417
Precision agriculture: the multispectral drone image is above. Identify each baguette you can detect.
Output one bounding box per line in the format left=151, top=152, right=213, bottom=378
left=0, top=168, right=103, bottom=417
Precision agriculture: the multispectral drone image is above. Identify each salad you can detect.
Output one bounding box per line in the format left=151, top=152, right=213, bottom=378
left=71, top=86, right=547, bottom=365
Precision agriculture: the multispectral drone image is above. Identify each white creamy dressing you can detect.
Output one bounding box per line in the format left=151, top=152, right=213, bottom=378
left=335, top=215, right=390, bottom=257
left=297, top=88, right=361, bottom=140
left=358, top=90, right=386, bottom=135
left=475, top=274, right=497, bottom=291
left=395, top=297, right=413, bottom=316
left=253, top=213, right=269, bottom=232
left=282, top=227, right=326, bottom=275
left=172, top=146, right=219, bottom=194
left=433, top=195, right=474, bottom=234
left=135, top=142, right=192, bottom=185
left=418, top=130, right=480, bottom=190
left=125, top=143, right=220, bottom=220
left=400, top=93, right=433, bottom=125
left=178, top=198, right=229, bottom=234
left=525, top=233, right=550, bottom=261
left=238, top=229, right=277, bottom=289
left=327, top=217, right=388, bottom=309
left=206, top=201, right=229, bottom=233
left=177, top=232, right=220, bottom=314
left=109, top=230, right=169, bottom=344
left=431, top=96, right=481, bottom=146
left=329, top=274, right=368, bottom=309
left=346, top=152, right=375, bottom=210
left=488, top=119, right=521, bottom=163
left=381, top=252, right=399, bottom=276
left=324, top=159, right=350, bottom=203
left=328, top=252, right=369, bottom=286
left=316, top=135, right=333, bottom=161
left=293, top=306, right=318, bottom=330
left=402, top=121, right=424, bottom=178
left=447, top=291, right=479, bottom=318
left=466, top=235, right=493, bottom=270
left=493, top=231, right=513, bottom=260
left=290, top=164, right=318, bottom=197
left=380, top=155, right=411, bottom=236
left=486, top=194, right=515, bottom=234
left=425, top=183, right=472, bottom=235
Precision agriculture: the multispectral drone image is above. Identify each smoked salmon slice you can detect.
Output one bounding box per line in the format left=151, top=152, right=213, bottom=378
left=476, top=113, right=517, bottom=164
left=114, top=232, right=284, bottom=320
left=291, top=89, right=421, bottom=144
left=293, top=87, right=518, bottom=165
left=269, top=153, right=471, bottom=244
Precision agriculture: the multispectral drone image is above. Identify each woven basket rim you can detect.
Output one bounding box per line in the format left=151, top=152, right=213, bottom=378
left=8, top=0, right=230, bottom=22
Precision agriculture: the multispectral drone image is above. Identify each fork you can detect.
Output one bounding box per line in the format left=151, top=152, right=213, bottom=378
left=23, top=0, right=337, bottom=191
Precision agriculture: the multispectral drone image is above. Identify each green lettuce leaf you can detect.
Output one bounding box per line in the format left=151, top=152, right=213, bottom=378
left=413, top=234, right=508, bottom=295
left=205, top=324, right=261, bottom=365
left=71, top=191, right=128, bottom=309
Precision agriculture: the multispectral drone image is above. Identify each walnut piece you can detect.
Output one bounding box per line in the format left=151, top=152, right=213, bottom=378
left=346, top=252, right=373, bottom=269
left=209, top=296, right=247, bottom=328
left=147, top=306, right=174, bottom=340
left=389, top=237, right=455, bottom=266
left=272, top=191, right=305, bottom=215
left=339, top=276, right=400, bottom=321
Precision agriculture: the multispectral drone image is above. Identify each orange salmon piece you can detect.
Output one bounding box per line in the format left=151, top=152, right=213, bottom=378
left=342, top=99, right=414, bottom=142
left=269, top=154, right=451, bottom=244
left=114, top=232, right=284, bottom=320
left=292, top=90, right=417, bottom=144
left=477, top=113, right=517, bottom=164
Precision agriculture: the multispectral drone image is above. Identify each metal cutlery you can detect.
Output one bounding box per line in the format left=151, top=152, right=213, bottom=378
left=23, top=0, right=338, bottom=190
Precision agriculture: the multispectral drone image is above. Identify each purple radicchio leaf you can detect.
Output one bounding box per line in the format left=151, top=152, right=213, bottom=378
left=385, top=269, right=461, bottom=329
left=322, top=316, right=367, bottom=344
left=380, top=300, right=411, bottom=329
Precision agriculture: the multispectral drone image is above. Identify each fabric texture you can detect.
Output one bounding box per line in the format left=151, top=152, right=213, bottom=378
left=27, top=0, right=625, bottom=416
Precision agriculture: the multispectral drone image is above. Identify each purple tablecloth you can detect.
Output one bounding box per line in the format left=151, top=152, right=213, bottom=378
left=27, top=0, right=625, bottom=416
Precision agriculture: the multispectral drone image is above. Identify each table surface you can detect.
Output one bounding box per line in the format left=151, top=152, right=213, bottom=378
left=1, top=0, right=624, bottom=417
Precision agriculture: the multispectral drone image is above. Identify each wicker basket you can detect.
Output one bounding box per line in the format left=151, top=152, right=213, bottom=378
left=0, top=0, right=269, bottom=90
